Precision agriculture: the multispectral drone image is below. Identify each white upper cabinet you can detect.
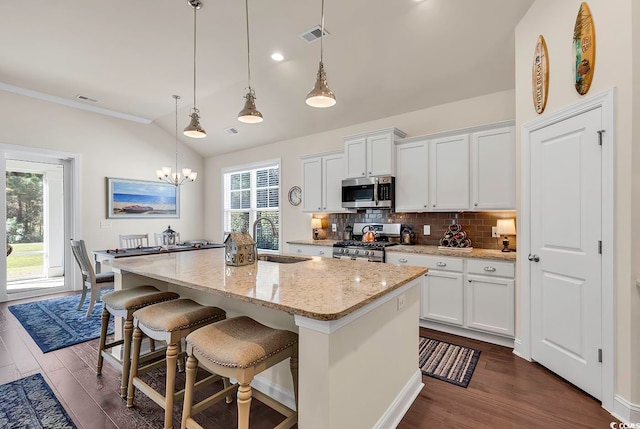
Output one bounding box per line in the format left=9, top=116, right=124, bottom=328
left=471, top=126, right=515, bottom=210
left=429, top=134, right=470, bottom=210
left=344, top=128, right=406, bottom=179
left=301, top=151, right=347, bottom=213
left=395, top=140, right=429, bottom=212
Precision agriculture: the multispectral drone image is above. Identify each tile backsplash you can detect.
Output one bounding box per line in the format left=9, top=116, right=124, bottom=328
left=315, top=210, right=517, bottom=251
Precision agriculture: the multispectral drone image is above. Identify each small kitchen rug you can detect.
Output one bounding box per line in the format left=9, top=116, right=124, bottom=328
left=419, top=337, right=481, bottom=388
left=8, top=289, right=114, bottom=353
left=0, top=373, right=76, bottom=428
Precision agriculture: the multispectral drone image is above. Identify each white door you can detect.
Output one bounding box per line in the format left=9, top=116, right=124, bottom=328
left=367, top=133, right=393, bottom=176
left=302, top=157, right=322, bottom=213
left=471, top=126, right=515, bottom=210
left=322, top=153, right=344, bottom=212
left=429, top=134, right=470, bottom=210
left=530, top=107, right=602, bottom=400
left=395, top=141, right=429, bottom=212
left=344, top=137, right=367, bottom=179
left=421, top=271, right=464, bottom=326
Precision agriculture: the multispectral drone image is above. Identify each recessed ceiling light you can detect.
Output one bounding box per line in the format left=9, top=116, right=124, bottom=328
left=271, top=52, right=284, bottom=62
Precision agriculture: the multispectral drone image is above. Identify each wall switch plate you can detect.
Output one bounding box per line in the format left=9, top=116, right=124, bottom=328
left=100, top=221, right=112, bottom=229
left=397, top=294, right=406, bottom=310
left=331, top=224, right=337, bottom=232
left=492, top=226, right=499, bottom=238
left=423, top=225, right=430, bottom=235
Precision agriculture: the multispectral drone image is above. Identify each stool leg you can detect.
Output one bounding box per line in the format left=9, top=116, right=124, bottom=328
left=290, top=345, right=299, bottom=409
left=223, top=377, right=233, bottom=404
left=120, top=318, right=133, bottom=398
left=181, top=354, right=198, bottom=429
left=237, top=382, right=253, bottom=429
left=164, top=342, right=179, bottom=429
left=127, top=327, right=143, bottom=408
left=177, top=340, right=185, bottom=373
left=96, top=308, right=110, bottom=375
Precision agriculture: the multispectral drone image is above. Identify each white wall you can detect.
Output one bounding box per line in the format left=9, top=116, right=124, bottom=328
left=516, top=0, right=639, bottom=404
left=0, top=91, right=206, bottom=251
left=205, top=89, right=516, bottom=244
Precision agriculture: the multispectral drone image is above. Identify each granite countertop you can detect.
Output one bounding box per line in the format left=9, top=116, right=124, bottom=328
left=386, top=245, right=517, bottom=261
left=107, top=248, right=426, bottom=321
left=286, top=239, right=341, bottom=246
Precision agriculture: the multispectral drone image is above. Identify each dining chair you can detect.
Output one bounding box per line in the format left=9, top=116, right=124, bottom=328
left=119, top=233, right=149, bottom=249
left=69, top=239, right=115, bottom=316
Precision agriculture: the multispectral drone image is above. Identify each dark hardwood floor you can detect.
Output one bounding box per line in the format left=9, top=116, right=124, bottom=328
left=0, top=291, right=617, bottom=429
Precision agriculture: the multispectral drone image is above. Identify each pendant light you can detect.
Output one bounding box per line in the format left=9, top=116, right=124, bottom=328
left=238, top=0, right=263, bottom=123
left=305, top=0, right=336, bottom=108
left=156, top=95, right=198, bottom=185
left=184, top=0, right=206, bottom=138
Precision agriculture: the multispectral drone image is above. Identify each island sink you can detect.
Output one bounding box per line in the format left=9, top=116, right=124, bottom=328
left=257, top=254, right=311, bottom=264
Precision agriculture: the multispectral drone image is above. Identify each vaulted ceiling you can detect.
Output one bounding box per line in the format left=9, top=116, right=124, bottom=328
left=0, top=0, right=534, bottom=157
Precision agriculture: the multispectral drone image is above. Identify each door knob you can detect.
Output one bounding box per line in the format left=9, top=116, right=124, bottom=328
left=528, top=254, right=540, bottom=262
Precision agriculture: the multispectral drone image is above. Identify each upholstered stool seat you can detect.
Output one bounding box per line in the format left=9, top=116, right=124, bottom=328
left=181, top=316, right=299, bottom=429
left=127, top=299, right=227, bottom=429
left=97, top=285, right=179, bottom=398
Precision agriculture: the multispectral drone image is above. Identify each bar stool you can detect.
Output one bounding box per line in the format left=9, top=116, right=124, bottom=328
left=181, top=316, right=299, bottom=429
left=97, top=285, right=180, bottom=398
left=127, top=299, right=227, bottom=429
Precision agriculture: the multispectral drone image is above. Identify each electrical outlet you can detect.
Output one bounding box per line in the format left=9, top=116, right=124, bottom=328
left=331, top=223, right=337, bottom=233
left=100, top=221, right=112, bottom=229
left=423, top=225, right=431, bottom=235
left=397, top=294, right=406, bottom=310
left=492, top=226, right=499, bottom=238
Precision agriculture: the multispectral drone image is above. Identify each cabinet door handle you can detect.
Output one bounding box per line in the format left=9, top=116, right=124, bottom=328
left=362, top=172, right=365, bottom=176
left=468, top=279, right=472, bottom=283
left=398, top=258, right=408, bottom=263
left=474, top=203, right=478, bottom=207
left=436, top=262, right=447, bottom=267
left=319, top=251, right=325, bottom=255
left=432, top=204, right=436, bottom=207
left=484, top=266, right=496, bottom=272
left=424, top=204, right=427, bottom=208
left=318, top=207, right=321, bottom=210
left=296, top=249, right=302, bottom=253
left=368, top=171, right=372, bottom=174
left=323, top=207, right=326, bottom=210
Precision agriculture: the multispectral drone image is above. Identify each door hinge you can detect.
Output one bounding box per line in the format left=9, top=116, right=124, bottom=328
left=598, top=348, right=603, bottom=363
left=598, top=240, right=602, bottom=254
left=597, top=130, right=605, bottom=146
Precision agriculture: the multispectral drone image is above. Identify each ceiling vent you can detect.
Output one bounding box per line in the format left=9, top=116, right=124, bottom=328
left=75, top=94, right=98, bottom=103
left=299, top=25, right=329, bottom=44
left=224, top=127, right=239, bottom=135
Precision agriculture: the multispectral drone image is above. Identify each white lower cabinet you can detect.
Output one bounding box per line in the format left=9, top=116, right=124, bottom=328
left=288, top=244, right=333, bottom=258
left=423, top=271, right=464, bottom=326
left=387, top=252, right=515, bottom=340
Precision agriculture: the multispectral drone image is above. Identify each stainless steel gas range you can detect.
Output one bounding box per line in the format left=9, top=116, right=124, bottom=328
left=332, top=223, right=401, bottom=262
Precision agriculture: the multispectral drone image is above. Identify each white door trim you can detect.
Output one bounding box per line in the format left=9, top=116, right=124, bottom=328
left=518, top=88, right=615, bottom=413
left=0, top=144, right=82, bottom=302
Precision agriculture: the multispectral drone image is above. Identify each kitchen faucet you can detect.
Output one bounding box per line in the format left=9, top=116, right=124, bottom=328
left=252, top=217, right=278, bottom=253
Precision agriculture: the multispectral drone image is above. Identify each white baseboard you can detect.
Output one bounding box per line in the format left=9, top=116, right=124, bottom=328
left=373, top=370, right=424, bottom=429
left=420, top=320, right=515, bottom=348
left=512, top=338, right=531, bottom=361
left=612, top=395, right=640, bottom=425
left=250, top=374, right=296, bottom=411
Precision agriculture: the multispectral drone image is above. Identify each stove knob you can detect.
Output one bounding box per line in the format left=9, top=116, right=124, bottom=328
left=364, top=250, right=370, bottom=256
left=353, top=250, right=359, bottom=255
left=344, top=249, right=350, bottom=255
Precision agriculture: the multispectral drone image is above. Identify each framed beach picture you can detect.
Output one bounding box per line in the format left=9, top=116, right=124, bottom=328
left=107, top=177, right=179, bottom=219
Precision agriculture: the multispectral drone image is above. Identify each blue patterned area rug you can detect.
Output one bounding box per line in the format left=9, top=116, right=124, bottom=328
left=8, top=289, right=114, bottom=353
left=0, top=373, right=76, bottom=428
left=419, top=337, right=481, bottom=388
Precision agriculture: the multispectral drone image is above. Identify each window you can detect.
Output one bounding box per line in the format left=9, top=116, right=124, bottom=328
left=223, top=162, right=280, bottom=252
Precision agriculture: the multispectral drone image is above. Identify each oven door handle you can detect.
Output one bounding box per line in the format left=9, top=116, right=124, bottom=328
left=374, top=177, right=379, bottom=206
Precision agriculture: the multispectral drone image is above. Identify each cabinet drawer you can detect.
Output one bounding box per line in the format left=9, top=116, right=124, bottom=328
left=466, top=259, right=514, bottom=278
left=387, top=253, right=463, bottom=272
left=288, top=245, right=332, bottom=258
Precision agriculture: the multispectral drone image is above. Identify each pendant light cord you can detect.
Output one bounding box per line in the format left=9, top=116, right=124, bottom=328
left=320, top=0, right=325, bottom=63
left=192, top=3, right=198, bottom=109
left=245, top=0, right=252, bottom=90
left=174, top=95, right=179, bottom=176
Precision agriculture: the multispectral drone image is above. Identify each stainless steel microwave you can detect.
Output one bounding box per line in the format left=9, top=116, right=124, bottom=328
left=341, top=176, right=395, bottom=209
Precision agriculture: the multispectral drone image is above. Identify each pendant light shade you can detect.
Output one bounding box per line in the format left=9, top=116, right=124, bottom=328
left=157, top=95, right=197, bottom=186
left=238, top=0, right=263, bottom=123
left=238, top=89, right=263, bottom=123
left=184, top=0, right=206, bottom=138
left=306, top=0, right=336, bottom=108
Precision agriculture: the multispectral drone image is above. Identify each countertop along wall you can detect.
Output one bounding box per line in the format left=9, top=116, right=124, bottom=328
left=516, top=0, right=639, bottom=409
left=205, top=89, right=516, bottom=246
left=0, top=91, right=206, bottom=252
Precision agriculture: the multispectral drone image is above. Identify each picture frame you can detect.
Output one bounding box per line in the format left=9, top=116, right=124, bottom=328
left=106, top=177, right=179, bottom=219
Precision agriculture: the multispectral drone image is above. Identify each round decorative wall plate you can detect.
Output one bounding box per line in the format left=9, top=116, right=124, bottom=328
left=532, top=34, right=549, bottom=114
left=288, top=186, right=302, bottom=206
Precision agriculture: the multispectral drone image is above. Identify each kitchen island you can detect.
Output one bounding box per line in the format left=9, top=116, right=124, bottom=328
left=107, top=248, right=427, bottom=429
